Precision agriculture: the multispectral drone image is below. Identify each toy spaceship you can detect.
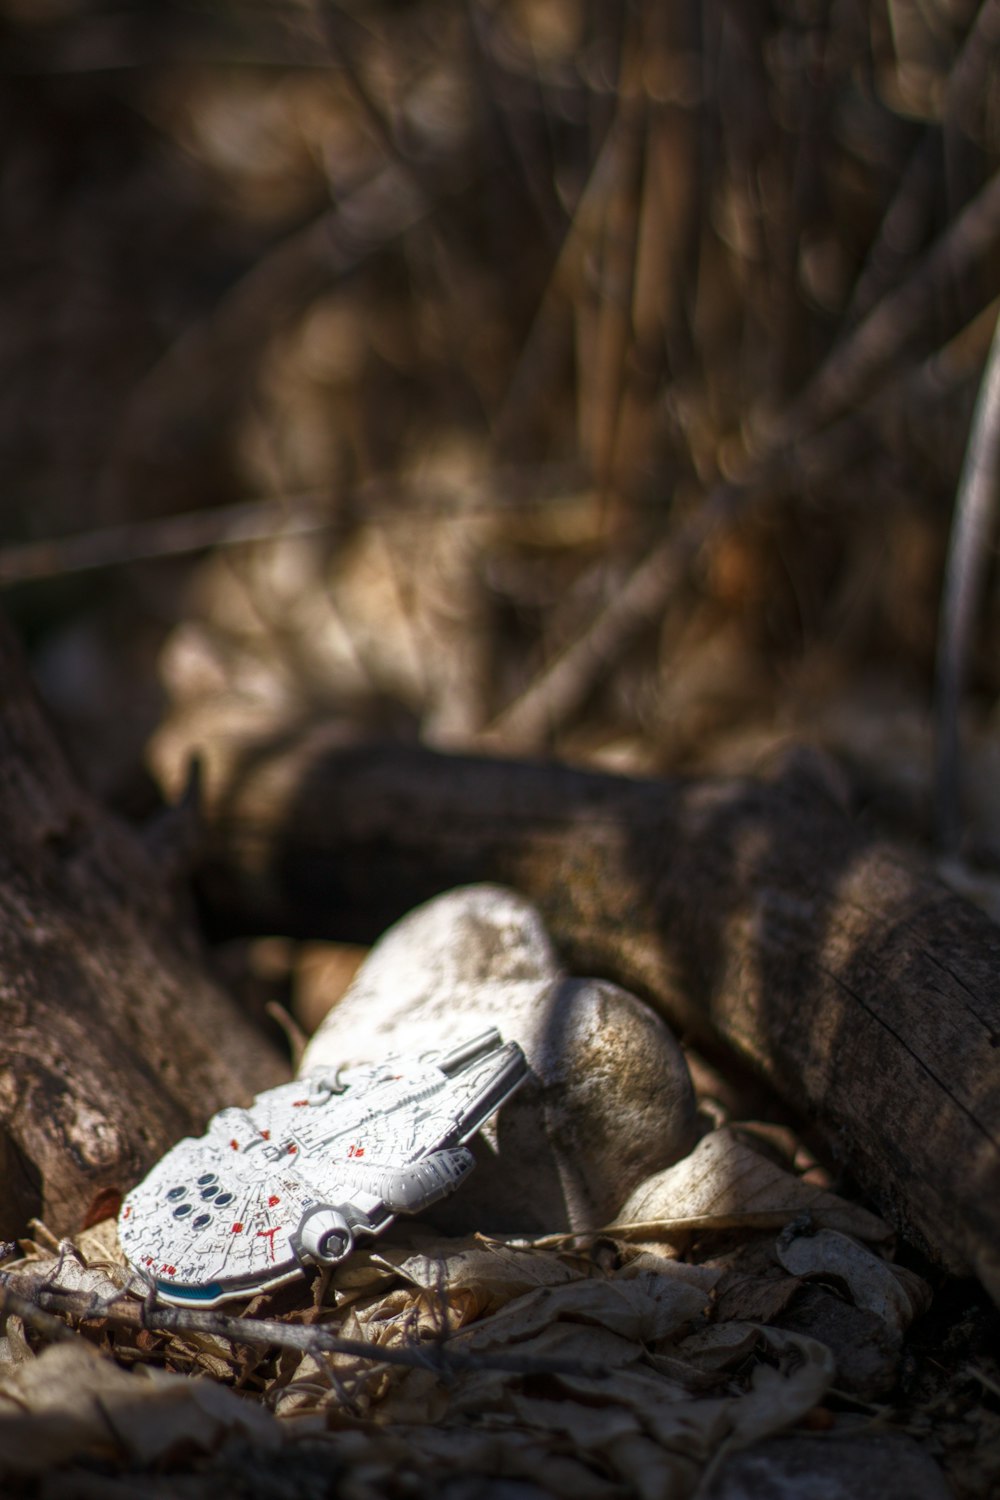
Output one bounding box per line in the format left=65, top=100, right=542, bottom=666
left=118, top=1029, right=527, bottom=1307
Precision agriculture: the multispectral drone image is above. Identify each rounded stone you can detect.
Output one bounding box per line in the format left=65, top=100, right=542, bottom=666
left=300, top=884, right=698, bottom=1234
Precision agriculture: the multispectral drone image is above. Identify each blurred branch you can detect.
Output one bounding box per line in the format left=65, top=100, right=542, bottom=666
left=482, top=488, right=732, bottom=746
left=848, top=0, right=1000, bottom=323
left=773, top=167, right=1000, bottom=442
left=487, top=167, right=1000, bottom=747
left=577, top=20, right=646, bottom=501
left=0, top=498, right=331, bottom=586
left=946, top=0, right=1000, bottom=146
left=934, top=306, right=1000, bottom=852
left=0, top=10, right=331, bottom=75
left=98, top=159, right=447, bottom=511
left=491, top=114, right=625, bottom=454
left=0, top=466, right=588, bottom=586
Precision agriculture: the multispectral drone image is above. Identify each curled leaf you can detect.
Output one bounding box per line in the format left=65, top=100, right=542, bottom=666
left=776, top=1228, right=930, bottom=1340
left=613, top=1130, right=891, bottom=1243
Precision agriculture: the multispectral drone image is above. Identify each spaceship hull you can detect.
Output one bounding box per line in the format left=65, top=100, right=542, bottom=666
left=120, top=1032, right=527, bottom=1306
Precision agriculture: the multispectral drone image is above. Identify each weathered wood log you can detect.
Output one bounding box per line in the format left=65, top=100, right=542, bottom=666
left=153, top=724, right=1000, bottom=1299
left=0, top=623, right=286, bottom=1241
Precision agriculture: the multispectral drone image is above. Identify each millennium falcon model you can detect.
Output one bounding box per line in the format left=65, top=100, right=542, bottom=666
left=119, top=1029, right=527, bottom=1307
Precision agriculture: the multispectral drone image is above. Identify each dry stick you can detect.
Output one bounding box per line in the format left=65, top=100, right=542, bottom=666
left=767, top=168, right=1000, bottom=443
left=0, top=465, right=587, bottom=586
left=848, top=0, right=1000, bottom=324
left=97, top=159, right=434, bottom=510
left=0, top=1284, right=83, bottom=1346
left=5, top=10, right=338, bottom=74
left=934, top=307, right=1000, bottom=852
left=486, top=168, right=1000, bottom=748
left=481, top=487, right=735, bottom=747
left=0, top=497, right=331, bottom=586
left=583, top=30, right=646, bottom=504
left=616, top=64, right=699, bottom=473
left=803, top=296, right=1000, bottom=494
left=0, top=1270, right=609, bottom=1380
left=945, top=0, right=1000, bottom=148
left=845, top=133, right=939, bottom=327
left=319, top=2, right=496, bottom=417
left=491, top=117, right=624, bottom=454
left=463, top=2, right=567, bottom=250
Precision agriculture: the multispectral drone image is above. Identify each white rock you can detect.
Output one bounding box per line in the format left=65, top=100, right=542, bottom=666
left=300, top=884, right=698, bottom=1233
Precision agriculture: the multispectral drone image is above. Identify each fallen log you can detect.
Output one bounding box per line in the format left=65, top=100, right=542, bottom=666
left=0, top=622, right=286, bottom=1241
left=153, top=724, right=1000, bottom=1301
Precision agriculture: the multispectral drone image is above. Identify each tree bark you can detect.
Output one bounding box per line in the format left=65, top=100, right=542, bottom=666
left=0, top=624, right=286, bottom=1241
left=157, top=724, right=1000, bottom=1300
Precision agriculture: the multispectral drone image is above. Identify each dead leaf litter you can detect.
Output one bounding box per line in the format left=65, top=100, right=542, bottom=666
left=0, top=1123, right=966, bottom=1498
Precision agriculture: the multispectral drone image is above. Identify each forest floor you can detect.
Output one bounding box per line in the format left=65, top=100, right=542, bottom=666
left=3, top=1, right=1000, bottom=1494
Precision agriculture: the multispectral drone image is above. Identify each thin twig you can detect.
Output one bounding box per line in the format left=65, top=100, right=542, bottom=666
left=0, top=498, right=332, bottom=586
left=934, top=307, right=1000, bottom=852
left=0, top=465, right=586, bottom=586
left=580, top=20, right=646, bottom=501
left=0, top=1283, right=84, bottom=1345
left=0, top=1268, right=609, bottom=1381
left=490, top=115, right=626, bottom=454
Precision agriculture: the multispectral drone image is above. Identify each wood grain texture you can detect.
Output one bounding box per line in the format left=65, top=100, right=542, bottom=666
left=0, top=623, right=286, bottom=1239
left=169, top=725, right=1000, bottom=1297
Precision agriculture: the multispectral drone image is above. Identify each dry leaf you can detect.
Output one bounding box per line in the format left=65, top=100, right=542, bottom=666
left=0, top=1341, right=279, bottom=1476
left=775, top=1228, right=931, bottom=1340
left=606, top=1432, right=699, bottom=1500
left=613, top=1129, right=891, bottom=1242
left=0, top=1315, right=33, bottom=1370
left=450, top=1323, right=832, bottom=1465
left=386, top=1238, right=585, bottom=1310
left=675, top=1322, right=762, bottom=1374
left=713, top=1270, right=804, bottom=1324
left=614, top=1253, right=720, bottom=1292
left=74, top=1217, right=129, bottom=1271
left=456, top=1270, right=711, bottom=1350
left=386, top=1425, right=625, bottom=1500
left=723, top=1328, right=835, bottom=1444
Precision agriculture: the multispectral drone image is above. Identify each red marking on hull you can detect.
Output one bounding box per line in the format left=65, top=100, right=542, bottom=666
left=232, top=1222, right=244, bottom=1234
left=230, top=1139, right=240, bottom=1151
left=261, top=1130, right=271, bottom=1140
left=257, top=1226, right=280, bottom=1261
left=122, top=1205, right=131, bottom=1219
left=268, top=1194, right=280, bottom=1207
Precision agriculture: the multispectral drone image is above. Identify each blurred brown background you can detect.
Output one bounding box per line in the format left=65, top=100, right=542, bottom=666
left=3, top=0, right=1000, bottom=875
